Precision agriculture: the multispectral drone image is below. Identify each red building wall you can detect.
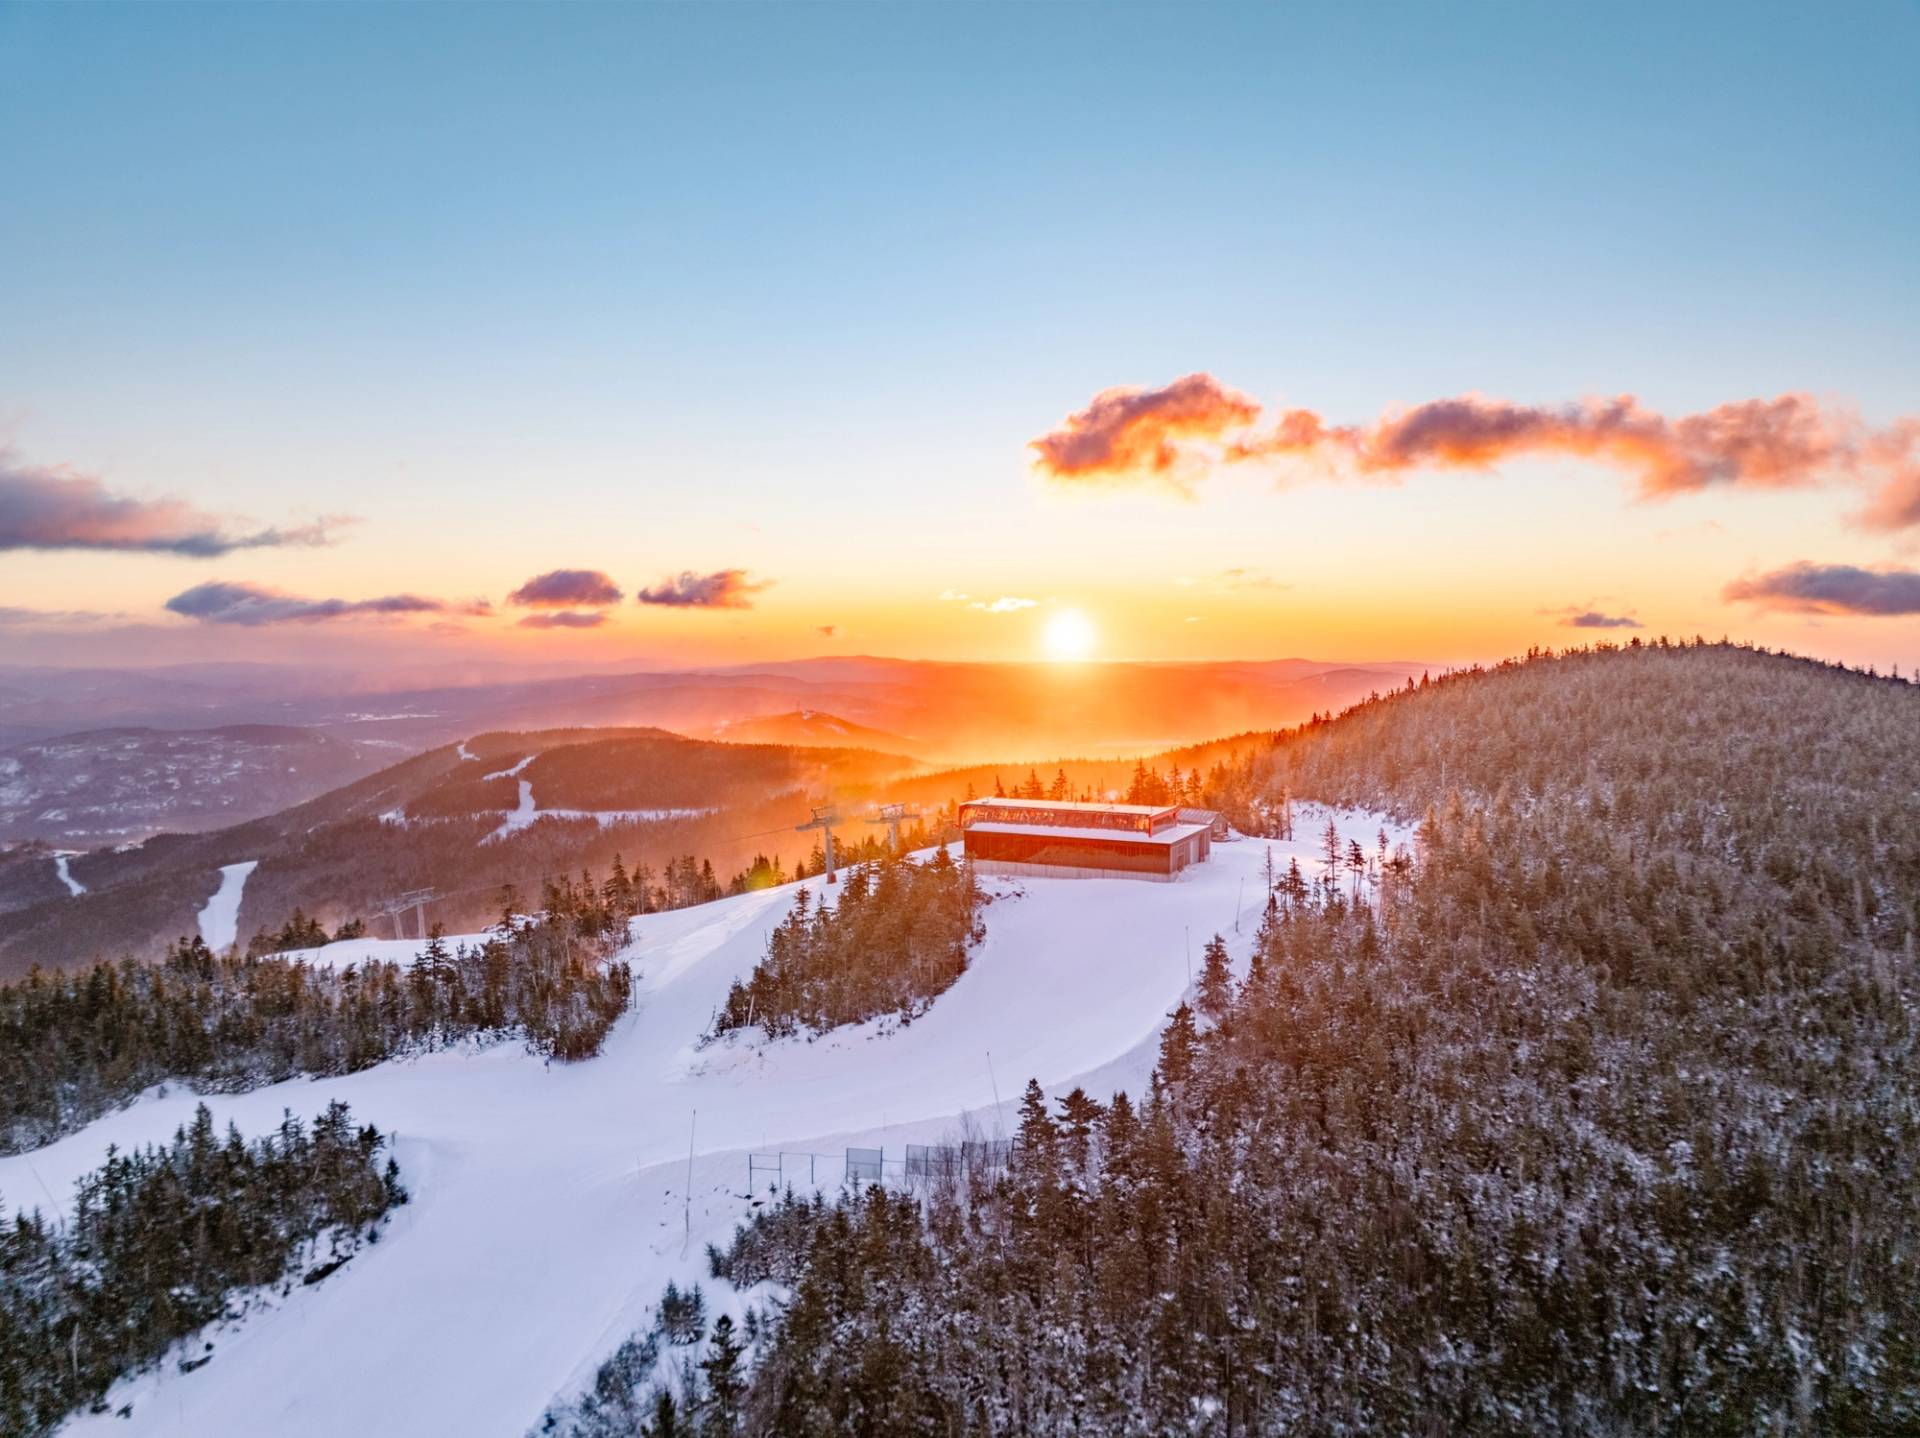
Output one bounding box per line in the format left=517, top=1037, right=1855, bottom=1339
left=963, top=828, right=1178, bottom=875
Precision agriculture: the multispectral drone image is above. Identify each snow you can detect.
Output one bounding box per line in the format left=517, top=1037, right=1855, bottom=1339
left=53, top=852, right=85, bottom=897
left=537, top=806, right=717, bottom=826
left=7, top=805, right=1407, bottom=1438
left=484, top=764, right=713, bottom=840
left=487, top=778, right=538, bottom=840
left=456, top=741, right=476, bottom=762
left=196, top=861, right=258, bottom=952
left=278, top=934, right=437, bottom=972
left=964, top=819, right=1212, bottom=846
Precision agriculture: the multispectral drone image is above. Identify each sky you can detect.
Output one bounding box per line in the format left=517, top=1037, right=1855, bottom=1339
left=2, top=1, right=1917, bottom=675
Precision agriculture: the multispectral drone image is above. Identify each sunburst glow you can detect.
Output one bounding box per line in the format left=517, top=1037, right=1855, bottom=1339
left=1042, top=608, right=1097, bottom=662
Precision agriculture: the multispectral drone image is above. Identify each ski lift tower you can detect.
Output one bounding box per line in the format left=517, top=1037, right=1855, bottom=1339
left=795, top=804, right=842, bottom=884
left=373, top=887, right=438, bottom=941
left=866, top=802, right=923, bottom=855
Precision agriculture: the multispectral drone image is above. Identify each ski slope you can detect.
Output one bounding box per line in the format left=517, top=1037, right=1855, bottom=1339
left=196, top=860, right=257, bottom=952
left=53, top=852, right=85, bottom=897
left=5, top=807, right=1408, bottom=1437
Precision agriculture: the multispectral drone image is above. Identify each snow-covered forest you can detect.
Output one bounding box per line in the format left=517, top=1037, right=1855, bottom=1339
left=0, top=870, right=637, bottom=1154
left=585, top=641, right=1919, bottom=1435
left=712, top=848, right=982, bottom=1039
left=1, top=1101, right=403, bottom=1436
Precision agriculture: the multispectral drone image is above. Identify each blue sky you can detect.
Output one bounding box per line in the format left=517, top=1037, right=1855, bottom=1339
left=1, top=2, right=1916, bottom=670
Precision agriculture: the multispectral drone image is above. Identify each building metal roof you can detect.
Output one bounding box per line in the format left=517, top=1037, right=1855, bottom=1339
left=963, top=820, right=1212, bottom=847
left=960, top=797, right=1175, bottom=818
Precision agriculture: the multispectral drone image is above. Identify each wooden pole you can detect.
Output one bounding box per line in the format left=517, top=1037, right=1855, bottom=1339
left=684, top=1109, right=696, bottom=1244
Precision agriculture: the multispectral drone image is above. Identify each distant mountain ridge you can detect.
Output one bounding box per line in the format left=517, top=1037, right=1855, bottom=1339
left=703, top=710, right=923, bottom=756
left=0, top=657, right=1429, bottom=841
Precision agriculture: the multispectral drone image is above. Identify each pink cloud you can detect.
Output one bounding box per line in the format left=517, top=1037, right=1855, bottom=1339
left=1033, top=376, right=1920, bottom=526
left=0, top=448, right=345, bottom=555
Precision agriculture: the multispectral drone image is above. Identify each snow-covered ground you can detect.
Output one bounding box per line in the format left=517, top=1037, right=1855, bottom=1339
left=487, top=778, right=538, bottom=840
left=53, top=851, right=85, bottom=897
left=538, top=805, right=717, bottom=826
left=196, top=860, right=257, bottom=952
left=5, top=806, right=1407, bottom=1437
left=280, top=933, right=445, bottom=972
left=480, top=762, right=714, bottom=841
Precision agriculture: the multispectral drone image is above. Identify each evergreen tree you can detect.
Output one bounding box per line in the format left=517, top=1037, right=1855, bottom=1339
left=1195, top=933, right=1232, bottom=1021
left=1156, top=1002, right=1198, bottom=1085
left=699, top=1315, right=744, bottom=1435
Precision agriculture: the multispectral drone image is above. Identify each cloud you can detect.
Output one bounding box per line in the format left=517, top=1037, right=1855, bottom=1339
left=0, top=449, right=347, bottom=555
left=165, top=580, right=490, bottom=627
left=1722, top=562, right=1920, bottom=617
left=817, top=624, right=838, bottom=638
left=636, top=569, right=770, bottom=609
left=1856, top=420, right=1920, bottom=531
left=969, top=596, right=1037, bottom=613
left=936, top=588, right=970, bottom=602
left=1031, top=377, right=1920, bottom=526
left=0, top=605, right=112, bottom=627
left=517, top=610, right=608, bottom=630
left=1030, top=373, right=1262, bottom=489
left=1560, top=610, right=1643, bottom=629
left=1217, top=567, right=1288, bottom=591
left=506, top=568, right=624, bottom=608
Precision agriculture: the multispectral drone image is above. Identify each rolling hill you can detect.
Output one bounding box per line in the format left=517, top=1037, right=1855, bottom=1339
left=6, top=642, right=1919, bottom=1433
left=2, top=642, right=1917, bottom=1434
left=701, top=709, right=922, bottom=755
left=0, top=728, right=924, bottom=977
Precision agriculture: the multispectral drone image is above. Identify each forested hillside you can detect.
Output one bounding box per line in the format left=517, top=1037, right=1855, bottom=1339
left=0, top=871, right=636, bottom=1154
left=638, top=642, right=1920, bottom=1435
left=0, top=729, right=920, bottom=977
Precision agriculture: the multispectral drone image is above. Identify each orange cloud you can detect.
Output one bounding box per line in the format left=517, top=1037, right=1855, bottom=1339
left=1337, top=394, right=1849, bottom=496
left=1028, top=373, right=1260, bottom=488
left=1034, top=376, right=1920, bottom=526
left=1855, top=419, right=1920, bottom=531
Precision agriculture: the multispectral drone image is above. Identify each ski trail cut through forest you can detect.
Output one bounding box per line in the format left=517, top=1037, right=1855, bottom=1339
left=196, top=861, right=258, bottom=952
left=12, top=808, right=1407, bottom=1437
left=53, top=853, right=84, bottom=897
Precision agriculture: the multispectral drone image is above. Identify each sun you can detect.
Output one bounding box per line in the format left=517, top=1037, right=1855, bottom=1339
left=1042, top=608, right=1097, bottom=662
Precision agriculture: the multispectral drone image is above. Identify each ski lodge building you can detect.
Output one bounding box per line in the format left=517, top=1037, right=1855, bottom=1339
left=958, top=797, right=1218, bottom=880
